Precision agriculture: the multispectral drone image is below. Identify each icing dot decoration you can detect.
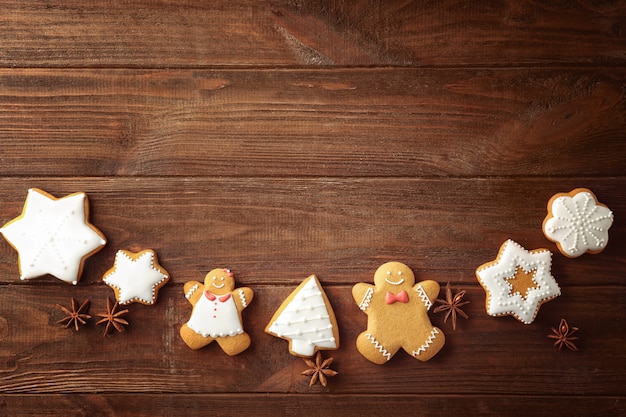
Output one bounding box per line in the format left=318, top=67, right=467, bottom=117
left=543, top=188, right=613, bottom=258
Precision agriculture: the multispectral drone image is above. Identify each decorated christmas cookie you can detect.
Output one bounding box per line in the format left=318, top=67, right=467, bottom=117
left=352, top=262, right=445, bottom=364
left=103, top=249, right=170, bottom=305
left=265, top=274, right=339, bottom=357
left=542, top=188, right=613, bottom=258
left=180, top=268, right=253, bottom=355
left=0, top=188, right=106, bottom=285
left=476, top=239, right=560, bottom=324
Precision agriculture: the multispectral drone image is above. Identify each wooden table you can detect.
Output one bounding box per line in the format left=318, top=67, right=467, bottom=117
left=0, top=1, right=624, bottom=415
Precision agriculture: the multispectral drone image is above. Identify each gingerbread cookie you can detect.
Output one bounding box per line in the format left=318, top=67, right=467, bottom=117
left=543, top=188, right=613, bottom=258
left=0, top=188, right=106, bottom=285
left=266, top=274, right=339, bottom=357
left=352, top=262, right=445, bottom=364
left=476, top=239, right=560, bottom=324
left=103, top=249, right=170, bottom=305
left=180, top=268, right=253, bottom=355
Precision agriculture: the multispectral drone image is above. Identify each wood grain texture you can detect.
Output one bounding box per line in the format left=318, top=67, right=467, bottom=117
left=0, top=68, right=624, bottom=177
left=1, top=0, right=625, bottom=415
left=0, top=0, right=624, bottom=67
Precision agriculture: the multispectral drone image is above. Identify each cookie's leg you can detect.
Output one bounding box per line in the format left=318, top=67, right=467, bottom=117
left=180, top=323, right=215, bottom=350
left=405, top=326, right=445, bottom=362
left=216, top=332, right=251, bottom=356
left=356, top=331, right=397, bottom=364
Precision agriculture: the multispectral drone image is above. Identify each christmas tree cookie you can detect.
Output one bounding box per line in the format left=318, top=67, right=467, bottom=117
left=266, top=274, right=339, bottom=357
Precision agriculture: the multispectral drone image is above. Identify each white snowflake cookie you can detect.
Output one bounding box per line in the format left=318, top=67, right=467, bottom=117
left=0, top=188, right=107, bottom=285
left=476, top=240, right=561, bottom=324
left=103, top=249, right=170, bottom=305
left=543, top=188, right=613, bottom=258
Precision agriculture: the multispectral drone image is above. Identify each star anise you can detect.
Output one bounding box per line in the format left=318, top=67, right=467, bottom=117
left=433, top=282, right=469, bottom=330
left=96, top=297, right=129, bottom=336
left=548, top=318, right=579, bottom=351
left=301, top=351, right=338, bottom=387
left=56, top=298, right=91, bottom=331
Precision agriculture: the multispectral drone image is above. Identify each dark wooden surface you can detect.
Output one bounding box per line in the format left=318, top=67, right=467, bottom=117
left=0, top=1, right=624, bottom=416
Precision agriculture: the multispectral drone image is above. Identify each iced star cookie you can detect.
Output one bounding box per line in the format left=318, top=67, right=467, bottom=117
left=542, top=188, right=614, bottom=258
left=103, top=249, right=170, bottom=305
left=266, top=274, right=339, bottom=357
left=180, top=268, right=253, bottom=355
left=352, top=262, right=445, bottom=364
left=0, top=188, right=106, bottom=285
left=476, top=240, right=561, bottom=324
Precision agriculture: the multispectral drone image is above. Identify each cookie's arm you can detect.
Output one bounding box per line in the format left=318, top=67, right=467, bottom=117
left=183, top=281, right=203, bottom=305
left=413, top=280, right=440, bottom=310
left=352, top=283, right=376, bottom=313
left=233, top=287, right=253, bottom=310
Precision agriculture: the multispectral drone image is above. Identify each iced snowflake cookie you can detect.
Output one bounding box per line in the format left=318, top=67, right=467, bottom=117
left=265, top=274, right=339, bottom=357
left=103, top=249, right=170, bottom=305
left=0, top=188, right=106, bottom=285
left=352, top=262, right=445, bottom=364
left=180, top=268, right=253, bottom=355
left=476, top=240, right=561, bottom=324
left=542, top=188, right=613, bottom=258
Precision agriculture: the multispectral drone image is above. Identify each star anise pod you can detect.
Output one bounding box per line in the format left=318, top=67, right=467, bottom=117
left=433, top=282, right=469, bottom=330
left=96, top=297, right=129, bottom=336
left=301, top=351, right=338, bottom=387
left=548, top=318, right=579, bottom=351
left=56, top=298, right=91, bottom=331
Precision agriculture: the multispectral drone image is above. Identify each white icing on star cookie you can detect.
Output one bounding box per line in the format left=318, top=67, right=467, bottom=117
left=543, top=188, right=613, bottom=258
left=476, top=239, right=561, bottom=324
left=265, top=274, right=339, bottom=357
left=103, top=249, right=170, bottom=305
left=0, top=188, right=107, bottom=285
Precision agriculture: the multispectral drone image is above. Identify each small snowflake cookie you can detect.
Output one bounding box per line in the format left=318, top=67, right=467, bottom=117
left=542, top=188, right=613, bottom=258
left=0, top=188, right=106, bottom=285
left=352, top=262, right=445, bottom=364
left=103, top=249, right=170, bottom=305
left=180, top=268, right=253, bottom=355
left=476, top=239, right=561, bottom=324
left=265, top=274, right=340, bottom=357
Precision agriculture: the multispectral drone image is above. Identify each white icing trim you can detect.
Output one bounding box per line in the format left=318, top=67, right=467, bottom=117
left=185, top=283, right=199, bottom=300
left=414, top=284, right=433, bottom=310
left=412, top=328, right=440, bottom=357
left=384, top=277, right=405, bottom=285
left=365, top=333, right=391, bottom=361
left=238, top=288, right=247, bottom=308
left=359, top=287, right=374, bottom=311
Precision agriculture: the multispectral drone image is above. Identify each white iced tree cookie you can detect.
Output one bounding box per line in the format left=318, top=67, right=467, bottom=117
left=0, top=188, right=106, bottom=285
left=265, top=274, right=339, bottom=357
left=543, top=188, right=613, bottom=258
left=476, top=240, right=561, bottom=324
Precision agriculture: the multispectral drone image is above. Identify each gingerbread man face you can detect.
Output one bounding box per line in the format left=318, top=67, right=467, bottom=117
left=205, top=268, right=235, bottom=295
left=180, top=268, right=253, bottom=356
left=353, top=262, right=445, bottom=364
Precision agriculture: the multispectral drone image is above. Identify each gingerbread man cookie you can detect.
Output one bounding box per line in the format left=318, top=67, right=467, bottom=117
left=180, top=268, right=253, bottom=355
left=352, top=262, right=445, bottom=364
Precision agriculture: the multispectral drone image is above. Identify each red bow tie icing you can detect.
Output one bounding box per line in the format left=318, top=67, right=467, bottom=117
left=385, top=290, right=409, bottom=304
left=204, top=291, right=231, bottom=302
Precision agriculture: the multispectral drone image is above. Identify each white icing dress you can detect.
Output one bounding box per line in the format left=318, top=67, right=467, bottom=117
left=187, top=292, right=243, bottom=338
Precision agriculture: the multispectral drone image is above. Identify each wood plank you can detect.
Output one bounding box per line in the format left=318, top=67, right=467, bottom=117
left=0, top=1, right=624, bottom=67
left=0, top=285, right=623, bottom=395
left=0, top=177, right=622, bottom=286
left=1, top=393, right=624, bottom=417
left=0, top=68, right=624, bottom=177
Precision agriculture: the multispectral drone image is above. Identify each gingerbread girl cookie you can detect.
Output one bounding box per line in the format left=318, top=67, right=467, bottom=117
left=180, top=268, right=253, bottom=355
left=352, top=262, right=445, bottom=364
